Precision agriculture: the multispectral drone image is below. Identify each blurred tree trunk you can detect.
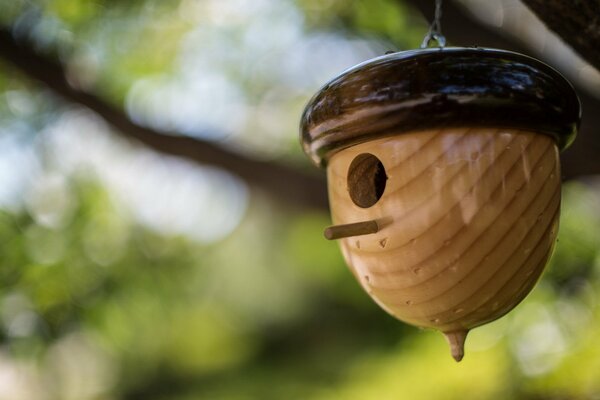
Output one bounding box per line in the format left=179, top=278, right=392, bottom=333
left=522, top=0, right=600, bottom=72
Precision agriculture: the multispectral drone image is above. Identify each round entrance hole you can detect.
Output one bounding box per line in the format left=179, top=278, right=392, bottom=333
left=347, top=153, right=387, bottom=208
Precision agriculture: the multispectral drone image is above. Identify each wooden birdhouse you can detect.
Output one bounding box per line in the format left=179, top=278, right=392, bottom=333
left=300, top=47, right=580, bottom=361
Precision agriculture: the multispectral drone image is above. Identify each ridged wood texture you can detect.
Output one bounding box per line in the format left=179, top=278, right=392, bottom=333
left=327, top=128, right=560, bottom=333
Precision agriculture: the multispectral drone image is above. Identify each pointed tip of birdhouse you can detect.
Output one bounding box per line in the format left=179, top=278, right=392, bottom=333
left=443, top=329, right=469, bottom=362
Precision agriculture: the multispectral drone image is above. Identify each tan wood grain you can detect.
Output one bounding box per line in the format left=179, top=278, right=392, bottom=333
left=326, top=128, right=561, bottom=360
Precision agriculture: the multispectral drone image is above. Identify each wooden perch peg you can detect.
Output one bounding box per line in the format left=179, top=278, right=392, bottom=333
left=324, top=220, right=379, bottom=240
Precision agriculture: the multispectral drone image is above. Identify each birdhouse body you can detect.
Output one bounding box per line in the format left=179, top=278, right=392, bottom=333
left=300, top=47, right=579, bottom=360
left=327, top=127, right=560, bottom=333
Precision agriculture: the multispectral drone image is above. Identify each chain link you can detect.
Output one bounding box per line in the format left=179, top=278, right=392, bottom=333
left=420, top=0, right=446, bottom=48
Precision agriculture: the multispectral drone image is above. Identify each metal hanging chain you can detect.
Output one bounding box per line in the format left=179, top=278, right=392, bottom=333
left=421, top=0, right=446, bottom=48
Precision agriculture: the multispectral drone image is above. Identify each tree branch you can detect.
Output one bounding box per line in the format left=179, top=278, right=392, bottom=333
left=0, top=28, right=329, bottom=211
left=2, top=0, right=600, bottom=217
left=404, top=0, right=600, bottom=180
left=521, top=0, right=600, bottom=72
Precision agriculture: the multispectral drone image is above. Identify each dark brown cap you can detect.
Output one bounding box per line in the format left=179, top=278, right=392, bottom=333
left=300, top=47, right=581, bottom=167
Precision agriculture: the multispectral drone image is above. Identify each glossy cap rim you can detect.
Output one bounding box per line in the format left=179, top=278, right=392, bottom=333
left=300, top=47, right=581, bottom=167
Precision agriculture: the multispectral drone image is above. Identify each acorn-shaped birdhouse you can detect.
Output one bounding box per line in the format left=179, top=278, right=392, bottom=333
left=300, top=47, right=580, bottom=361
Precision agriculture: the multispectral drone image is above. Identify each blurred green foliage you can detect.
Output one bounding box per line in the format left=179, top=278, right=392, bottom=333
left=299, top=0, right=424, bottom=49
left=1, top=1, right=600, bottom=399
